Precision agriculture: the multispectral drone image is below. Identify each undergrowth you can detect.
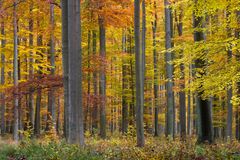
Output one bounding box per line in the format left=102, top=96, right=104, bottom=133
left=0, top=134, right=240, bottom=160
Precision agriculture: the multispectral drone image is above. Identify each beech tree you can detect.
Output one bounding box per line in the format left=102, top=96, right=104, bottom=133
left=134, top=0, right=145, bottom=147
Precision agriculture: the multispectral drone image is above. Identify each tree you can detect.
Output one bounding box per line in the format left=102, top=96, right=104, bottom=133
left=226, top=2, right=233, bottom=140
left=236, top=9, right=240, bottom=141
left=61, top=0, right=69, bottom=140
left=13, top=0, right=19, bottom=141
left=34, top=22, right=43, bottom=137
left=152, top=0, right=159, bottom=137
left=176, top=6, right=186, bottom=140
left=28, top=0, right=34, bottom=132
left=194, top=0, right=213, bottom=144
left=99, top=16, right=107, bottom=139
left=164, top=0, right=175, bottom=138
left=67, top=0, right=84, bottom=145
left=134, top=0, right=145, bottom=147
left=92, top=30, right=98, bottom=134
left=46, top=3, right=56, bottom=132
left=1, top=20, right=5, bottom=136
left=122, top=30, right=128, bottom=134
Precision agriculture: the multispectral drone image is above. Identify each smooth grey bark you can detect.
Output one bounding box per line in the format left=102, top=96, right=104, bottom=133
left=92, top=30, right=98, bottom=134
left=152, top=0, right=159, bottom=137
left=142, top=0, right=146, bottom=84
left=46, top=3, right=56, bottom=132
left=28, top=1, right=34, bottom=130
left=18, top=38, right=23, bottom=140
left=13, top=0, right=19, bottom=141
left=67, top=0, right=84, bottom=145
left=85, top=30, right=91, bottom=131
left=221, top=98, right=226, bottom=140
left=187, top=65, right=192, bottom=135
left=164, top=0, right=175, bottom=138
left=226, top=4, right=233, bottom=140
left=235, top=10, right=240, bottom=141
left=61, top=0, right=69, bottom=140
left=1, top=21, right=5, bottom=136
left=134, top=0, right=145, bottom=147
left=122, top=30, right=128, bottom=134
left=176, top=9, right=186, bottom=140
left=99, top=16, right=106, bottom=139
left=34, top=33, right=43, bottom=137
left=194, top=1, right=213, bottom=143
left=129, top=29, right=135, bottom=126
left=56, top=97, right=61, bottom=134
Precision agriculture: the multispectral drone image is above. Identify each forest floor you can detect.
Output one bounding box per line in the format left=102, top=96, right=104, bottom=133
left=0, top=134, right=240, bottom=160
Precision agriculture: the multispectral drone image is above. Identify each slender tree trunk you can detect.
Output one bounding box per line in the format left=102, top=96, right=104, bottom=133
left=122, top=30, right=128, bottom=134
left=194, top=0, right=213, bottom=144
left=62, top=0, right=69, bottom=140
left=46, top=3, right=56, bottom=132
left=142, top=0, right=146, bottom=86
left=28, top=1, right=34, bottom=131
left=187, top=65, right=192, bottom=135
left=129, top=30, right=135, bottom=126
left=164, top=0, right=175, bottom=138
left=152, top=0, right=159, bottom=137
left=176, top=8, right=186, bottom=140
left=134, top=0, right=145, bottom=147
left=92, top=30, right=98, bottom=134
left=235, top=10, right=240, bottom=141
left=56, top=97, right=61, bottom=134
left=13, top=0, right=19, bottom=141
left=34, top=27, right=43, bottom=137
left=226, top=4, right=233, bottom=140
left=99, top=16, right=107, bottom=139
left=17, top=38, right=23, bottom=140
left=85, top=30, right=91, bottom=131
left=1, top=21, right=5, bottom=136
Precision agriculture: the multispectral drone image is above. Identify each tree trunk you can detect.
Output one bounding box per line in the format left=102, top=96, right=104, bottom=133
left=13, top=0, right=19, bottom=141
left=226, top=4, right=233, bottom=140
left=164, top=0, right=175, bottom=138
left=67, top=0, right=84, bottom=145
left=46, top=3, right=56, bottom=132
left=34, top=29, right=43, bottom=137
left=152, top=0, right=159, bottom=137
left=187, top=65, right=192, bottom=135
left=28, top=1, right=34, bottom=131
left=17, top=38, right=23, bottom=140
left=122, top=30, right=128, bottom=134
left=142, top=0, right=146, bottom=86
left=99, top=16, right=107, bottom=139
left=176, top=8, right=186, bottom=140
left=56, top=97, right=61, bottom=134
left=85, top=30, right=91, bottom=131
left=235, top=10, right=240, bottom=141
left=134, top=0, right=145, bottom=147
left=92, top=30, right=98, bottom=134
left=129, top=30, right=135, bottom=126
left=194, top=0, right=213, bottom=143
left=62, top=0, right=69, bottom=140
left=1, top=21, right=5, bottom=136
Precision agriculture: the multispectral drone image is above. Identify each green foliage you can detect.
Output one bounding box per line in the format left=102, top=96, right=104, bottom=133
left=0, top=140, right=103, bottom=160
left=0, top=143, right=17, bottom=159
left=1, top=137, right=240, bottom=159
